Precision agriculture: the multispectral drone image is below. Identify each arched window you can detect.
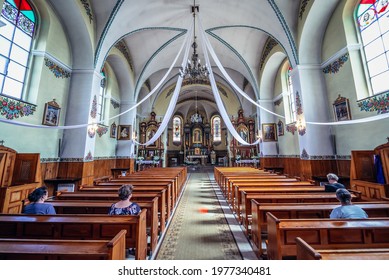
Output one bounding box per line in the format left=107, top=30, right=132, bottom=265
left=0, top=0, right=35, bottom=99
left=172, top=116, right=181, bottom=142
left=286, top=66, right=296, bottom=123
left=97, top=69, right=106, bottom=122
left=357, top=0, right=389, bottom=94
left=212, top=116, right=221, bottom=142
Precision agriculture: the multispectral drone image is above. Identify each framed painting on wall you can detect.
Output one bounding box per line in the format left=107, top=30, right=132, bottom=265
left=277, top=120, right=284, bottom=136
left=110, top=122, right=117, bottom=138
left=333, top=95, right=351, bottom=121
left=262, top=123, right=277, bottom=142
left=118, top=125, right=131, bottom=140
left=42, top=100, right=61, bottom=126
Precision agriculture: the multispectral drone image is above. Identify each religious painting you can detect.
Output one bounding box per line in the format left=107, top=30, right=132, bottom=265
left=262, top=123, right=277, bottom=142
left=118, top=125, right=131, bottom=140
left=192, top=128, right=202, bottom=144
left=146, top=127, right=157, bottom=146
left=333, top=95, right=351, bottom=121
left=194, top=148, right=201, bottom=155
left=277, top=120, right=284, bottom=136
left=110, top=122, right=117, bottom=138
left=42, top=100, right=61, bottom=126
left=237, top=124, right=249, bottom=145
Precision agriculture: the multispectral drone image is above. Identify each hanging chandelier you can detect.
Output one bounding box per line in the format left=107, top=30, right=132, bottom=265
left=179, top=2, right=209, bottom=83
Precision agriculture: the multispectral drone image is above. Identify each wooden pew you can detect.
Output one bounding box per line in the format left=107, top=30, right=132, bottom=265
left=54, top=191, right=167, bottom=232
left=79, top=185, right=170, bottom=224
left=232, top=184, right=322, bottom=215
left=46, top=199, right=159, bottom=255
left=266, top=213, right=389, bottom=260
left=0, top=210, right=148, bottom=260
left=252, top=201, right=389, bottom=257
left=296, top=237, right=389, bottom=260
left=0, top=230, right=127, bottom=260
left=241, top=191, right=353, bottom=235
left=214, top=167, right=268, bottom=186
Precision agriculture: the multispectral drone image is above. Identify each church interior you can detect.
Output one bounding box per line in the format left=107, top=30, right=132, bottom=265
left=0, top=0, right=389, bottom=260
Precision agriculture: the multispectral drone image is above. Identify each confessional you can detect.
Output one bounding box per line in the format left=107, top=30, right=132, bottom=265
left=350, top=140, right=389, bottom=200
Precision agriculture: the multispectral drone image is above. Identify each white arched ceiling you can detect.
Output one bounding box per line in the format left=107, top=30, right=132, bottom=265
left=47, top=0, right=94, bottom=69
left=259, top=51, right=287, bottom=100
left=299, top=0, right=340, bottom=64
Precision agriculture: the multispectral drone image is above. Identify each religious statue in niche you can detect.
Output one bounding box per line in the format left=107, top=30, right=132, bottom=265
left=147, top=128, right=156, bottom=146
left=192, top=128, right=202, bottom=143
left=191, top=112, right=202, bottom=123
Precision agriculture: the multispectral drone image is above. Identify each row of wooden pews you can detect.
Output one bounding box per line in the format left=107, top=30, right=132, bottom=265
left=0, top=167, right=187, bottom=260
left=214, top=166, right=389, bottom=260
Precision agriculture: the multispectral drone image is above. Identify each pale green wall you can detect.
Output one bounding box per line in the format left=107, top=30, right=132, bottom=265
left=0, top=1, right=71, bottom=159
left=321, top=1, right=389, bottom=154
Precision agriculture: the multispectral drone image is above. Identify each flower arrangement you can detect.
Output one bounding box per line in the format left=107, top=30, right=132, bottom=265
left=235, top=155, right=241, bottom=161
left=137, top=156, right=144, bottom=161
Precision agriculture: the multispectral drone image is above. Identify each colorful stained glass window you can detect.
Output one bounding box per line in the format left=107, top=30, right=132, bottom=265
left=212, top=116, right=221, bottom=142
left=0, top=0, right=35, bottom=99
left=173, top=116, right=181, bottom=142
left=357, top=0, right=389, bottom=94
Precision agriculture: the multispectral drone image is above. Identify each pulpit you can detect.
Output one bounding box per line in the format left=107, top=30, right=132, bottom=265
left=350, top=140, right=389, bottom=200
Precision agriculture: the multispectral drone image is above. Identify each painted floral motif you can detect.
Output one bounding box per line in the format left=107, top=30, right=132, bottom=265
left=0, top=96, right=36, bottom=119
left=110, top=98, right=120, bottom=109
left=286, top=123, right=297, bottom=135
left=322, top=53, right=349, bottom=74
left=90, top=95, right=97, bottom=118
left=96, top=125, right=108, bottom=137
left=274, top=98, right=283, bottom=106
left=260, top=38, right=278, bottom=70
left=44, top=58, right=71, bottom=78
left=80, top=0, right=93, bottom=23
left=358, top=92, right=389, bottom=114
left=301, top=148, right=309, bottom=159
left=299, top=0, right=310, bottom=19
left=88, top=127, right=96, bottom=138
left=84, top=151, right=93, bottom=161
left=295, top=91, right=303, bottom=115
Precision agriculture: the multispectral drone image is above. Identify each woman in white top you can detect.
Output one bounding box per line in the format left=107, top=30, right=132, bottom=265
left=330, top=188, right=368, bottom=219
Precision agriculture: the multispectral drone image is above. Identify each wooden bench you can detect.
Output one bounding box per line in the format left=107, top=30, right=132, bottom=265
left=0, top=230, right=126, bottom=260
left=266, top=213, right=389, bottom=260
left=0, top=210, right=148, bottom=260
left=241, top=191, right=361, bottom=235
left=46, top=199, right=159, bottom=255
left=54, top=191, right=167, bottom=232
left=296, top=237, right=389, bottom=260
left=252, top=201, right=389, bottom=257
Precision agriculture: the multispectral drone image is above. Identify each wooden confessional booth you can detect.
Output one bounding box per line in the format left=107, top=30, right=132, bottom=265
left=0, top=145, right=41, bottom=213
left=350, top=140, right=389, bottom=200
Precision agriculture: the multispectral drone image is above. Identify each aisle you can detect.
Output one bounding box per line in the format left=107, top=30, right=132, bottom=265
left=155, top=170, right=257, bottom=260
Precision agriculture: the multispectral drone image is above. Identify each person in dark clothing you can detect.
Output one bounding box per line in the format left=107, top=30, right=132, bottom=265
left=22, top=186, right=56, bottom=214
left=324, top=173, right=345, bottom=192
left=108, top=184, right=141, bottom=215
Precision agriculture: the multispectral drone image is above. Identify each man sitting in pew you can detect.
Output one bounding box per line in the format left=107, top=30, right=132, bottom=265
left=22, top=186, right=56, bottom=215
left=324, top=173, right=345, bottom=192
left=108, top=184, right=141, bottom=215
left=330, top=189, right=368, bottom=219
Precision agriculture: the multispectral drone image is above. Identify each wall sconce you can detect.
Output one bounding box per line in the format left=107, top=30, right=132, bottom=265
left=296, top=118, right=306, bottom=136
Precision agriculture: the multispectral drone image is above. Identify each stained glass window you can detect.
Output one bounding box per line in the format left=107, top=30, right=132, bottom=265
left=212, top=116, right=221, bottom=142
left=357, top=0, right=389, bottom=94
left=173, top=116, right=181, bottom=142
left=0, top=0, right=35, bottom=99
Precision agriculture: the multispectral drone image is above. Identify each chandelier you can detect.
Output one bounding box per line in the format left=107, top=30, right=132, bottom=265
left=179, top=2, right=209, bottom=83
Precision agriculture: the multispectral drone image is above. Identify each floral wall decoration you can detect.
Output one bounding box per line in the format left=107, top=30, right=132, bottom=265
left=0, top=96, right=36, bottom=119
left=79, top=0, right=93, bottom=23
left=299, top=0, right=310, bottom=19
left=87, top=126, right=96, bottom=138
left=110, top=98, right=120, bottom=109
left=357, top=92, right=389, bottom=114
left=44, top=58, right=71, bottom=78
left=84, top=151, right=93, bottom=161
left=274, top=98, right=283, bottom=106
left=96, top=125, right=108, bottom=137
left=259, top=38, right=278, bottom=70
left=115, top=41, right=134, bottom=71
left=322, top=53, right=349, bottom=74
left=301, top=148, right=309, bottom=159
left=295, top=91, right=303, bottom=115
left=286, top=123, right=297, bottom=135
left=90, top=95, right=97, bottom=118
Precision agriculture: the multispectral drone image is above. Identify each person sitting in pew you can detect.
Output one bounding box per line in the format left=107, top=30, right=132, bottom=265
left=324, top=173, right=345, bottom=192
left=108, top=184, right=141, bottom=215
left=22, top=186, right=56, bottom=215
left=330, top=188, right=368, bottom=219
